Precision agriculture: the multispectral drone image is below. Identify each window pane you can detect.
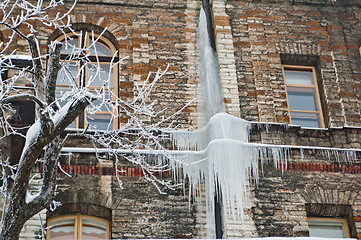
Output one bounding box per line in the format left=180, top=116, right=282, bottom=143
left=82, top=226, right=107, bottom=240
left=89, top=90, right=112, bottom=111
left=86, top=64, right=113, bottom=88
left=48, top=226, right=75, bottom=240
left=57, top=64, right=78, bottom=86
left=61, top=39, right=79, bottom=54
left=48, top=217, right=76, bottom=240
left=284, top=70, right=314, bottom=85
left=287, top=88, right=318, bottom=111
left=56, top=91, right=77, bottom=128
left=291, top=115, right=320, bottom=128
left=82, top=217, right=108, bottom=229
left=87, top=114, right=113, bottom=130
left=309, top=225, right=345, bottom=238
left=81, top=217, right=108, bottom=240
left=88, top=40, right=113, bottom=56
left=308, top=218, right=348, bottom=239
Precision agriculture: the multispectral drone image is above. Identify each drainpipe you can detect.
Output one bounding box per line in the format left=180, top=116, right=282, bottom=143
left=201, top=1, right=225, bottom=238
left=202, top=0, right=217, bottom=51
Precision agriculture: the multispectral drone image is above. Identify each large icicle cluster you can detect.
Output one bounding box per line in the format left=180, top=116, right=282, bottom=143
left=169, top=112, right=359, bottom=237
left=169, top=113, right=290, bottom=224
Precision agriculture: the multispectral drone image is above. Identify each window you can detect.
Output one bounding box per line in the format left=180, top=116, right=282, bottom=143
left=283, top=65, right=324, bottom=128
left=308, top=217, right=350, bottom=238
left=56, top=33, right=118, bottom=130
left=0, top=57, right=36, bottom=164
left=10, top=100, right=35, bottom=165
left=1, top=56, right=33, bottom=81
left=47, top=215, right=110, bottom=240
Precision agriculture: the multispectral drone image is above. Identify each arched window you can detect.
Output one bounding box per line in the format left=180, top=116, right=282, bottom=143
left=55, top=32, right=118, bottom=130
left=47, top=215, right=110, bottom=239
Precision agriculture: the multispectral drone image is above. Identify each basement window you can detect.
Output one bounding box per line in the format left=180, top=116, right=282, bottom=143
left=308, top=217, right=350, bottom=238
left=47, top=215, right=110, bottom=240
left=283, top=65, right=324, bottom=128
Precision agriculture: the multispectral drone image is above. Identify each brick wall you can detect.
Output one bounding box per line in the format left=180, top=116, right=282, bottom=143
left=2, top=0, right=360, bottom=239
left=47, top=160, right=198, bottom=239
left=225, top=0, right=361, bottom=127
left=252, top=164, right=361, bottom=238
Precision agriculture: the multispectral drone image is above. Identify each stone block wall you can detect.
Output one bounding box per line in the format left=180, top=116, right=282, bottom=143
left=45, top=159, right=198, bottom=239
left=252, top=164, right=361, bottom=238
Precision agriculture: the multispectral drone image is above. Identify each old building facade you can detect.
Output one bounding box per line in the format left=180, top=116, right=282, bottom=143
left=1, top=0, right=360, bottom=239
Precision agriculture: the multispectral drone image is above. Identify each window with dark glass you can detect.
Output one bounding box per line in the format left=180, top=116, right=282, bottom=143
left=0, top=57, right=35, bottom=164
left=56, top=33, right=118, bottom=130
left=47, top=215, right=110, bottom=240
left=283, top=65, right=324, bottom=128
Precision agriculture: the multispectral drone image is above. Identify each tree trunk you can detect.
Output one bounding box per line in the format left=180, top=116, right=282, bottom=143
left=0, top=204, right=29, bottom=240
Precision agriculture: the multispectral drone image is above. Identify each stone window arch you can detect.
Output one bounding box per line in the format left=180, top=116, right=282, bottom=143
left=306, top=203, right=354, bottom=238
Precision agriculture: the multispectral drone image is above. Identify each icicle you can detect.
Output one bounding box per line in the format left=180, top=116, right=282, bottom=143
left=168, top=112, right=361, bottom=237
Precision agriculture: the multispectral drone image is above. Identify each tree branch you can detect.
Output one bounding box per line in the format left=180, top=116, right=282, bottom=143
left=26, top=138, right=60, bottom=218
left=45, top=42, right=63, bottom=111
left=2, top=94, right=46, bottom=109
left=27, top=35, right=43, bottom=96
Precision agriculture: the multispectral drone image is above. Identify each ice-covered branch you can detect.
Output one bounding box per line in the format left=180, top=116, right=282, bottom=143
left=27, top=35, right=43, bottom=94
left=26, top=138, right=60, bottom=218
left=45, top=41, right=62, bottom=111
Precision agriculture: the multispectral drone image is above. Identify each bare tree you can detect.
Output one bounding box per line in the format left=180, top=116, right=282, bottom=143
left=0, top=1, right=186, bottom=239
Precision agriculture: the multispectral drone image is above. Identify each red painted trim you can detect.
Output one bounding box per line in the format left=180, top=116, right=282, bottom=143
left=279, top=162, right=361, bottom=174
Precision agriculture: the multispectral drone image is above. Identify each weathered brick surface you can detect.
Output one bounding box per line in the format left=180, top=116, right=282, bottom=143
left=0, top=0, right=199, bottom=129
left=252, top=164, right=361, bottom=238
left=226, top=0, right=361, bottom=127
left=111, top=177, right=196, bottom=239
left=2, top=0, right=360, bottom=239
left=250, top=123, right=361, bottom=151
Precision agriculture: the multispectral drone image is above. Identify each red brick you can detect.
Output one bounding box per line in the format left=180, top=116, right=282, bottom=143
left=215, top=19, right=230, bottom=26
left=320, top=56, right=332, bottom=62
left=331, top=45, right=347, bottom=50
left=277, top=115, right=290, bottom=122
left=247, top=92, right=257, bottom=97
left=309, top=26, right=325, bottom=31
left=256, top=90, right=265, bottom=95
left=307, top=11, right=322, bottom=16
left=119, top=82, right=133, bottom=88
left=234, top=42, right=250, bottom=47
left=248, top=23, right=263, bottom=29
left=215, top=16, right=230, bottom=21
left=340, top=92, right=356, bottom=98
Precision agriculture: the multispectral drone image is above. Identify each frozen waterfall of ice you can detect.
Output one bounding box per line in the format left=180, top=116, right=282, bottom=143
left=198, top=8, right=225, bottom=121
